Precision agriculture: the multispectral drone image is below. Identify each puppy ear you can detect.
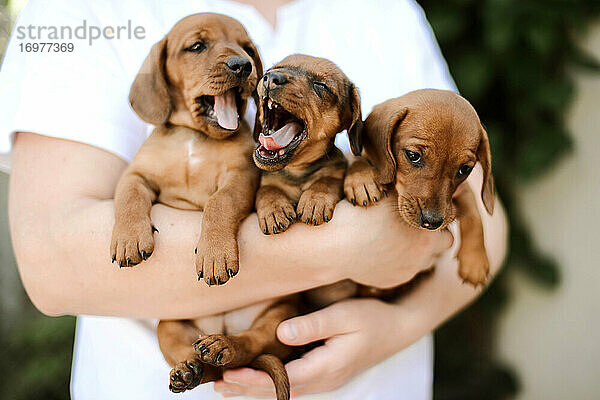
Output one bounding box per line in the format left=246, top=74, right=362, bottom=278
left=347, top=84, right=363, bottom=156
left=477, top=124, right=495, bottom=214
left=129, top=39, right=172, bottom=125
left=253, top=95, right=263, bottom=142
left=363, top=105, right=408, bottom=184
left=250, top=45, right=264, bottom=142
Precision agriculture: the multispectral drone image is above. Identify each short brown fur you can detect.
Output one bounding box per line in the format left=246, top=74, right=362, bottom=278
left=110, top=14, right=294, bottom=398
left=345, top=89, right=494, bottom=285
left=253, top=55, right=361, bottom=232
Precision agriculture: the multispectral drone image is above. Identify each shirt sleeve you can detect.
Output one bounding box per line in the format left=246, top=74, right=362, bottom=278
left=0, top=0, right=150, bottom=163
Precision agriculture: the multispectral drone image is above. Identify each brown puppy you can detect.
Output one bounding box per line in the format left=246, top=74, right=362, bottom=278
left=345, top=89, right=494, bottom=285
left=110, top=14, right=294, bottom=399
left=111, top=13, right=262, bottom=285
left=253, top=54, right=362, bottom=232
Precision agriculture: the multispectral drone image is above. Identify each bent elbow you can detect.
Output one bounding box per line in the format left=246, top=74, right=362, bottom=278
left=16, top=258, right=71, bottom=317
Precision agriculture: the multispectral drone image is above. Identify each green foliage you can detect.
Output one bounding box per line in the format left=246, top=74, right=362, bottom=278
left=419, top=0, right=600, bottom=398
left=0, top=307, right=75, bottom=400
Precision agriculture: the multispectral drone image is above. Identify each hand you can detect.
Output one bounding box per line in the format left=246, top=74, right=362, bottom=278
left=213, top=298, right=412, bottom=398
left=331, top=199, right=453, bottom=288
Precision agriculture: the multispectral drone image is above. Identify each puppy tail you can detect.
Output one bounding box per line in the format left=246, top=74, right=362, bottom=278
left=250, top=354, right=290, bottom=400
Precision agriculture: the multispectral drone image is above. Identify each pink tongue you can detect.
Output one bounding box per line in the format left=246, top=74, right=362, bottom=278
left=259, top=122, right=302, bottom=151
left=214, top=89, right=239, bottom=130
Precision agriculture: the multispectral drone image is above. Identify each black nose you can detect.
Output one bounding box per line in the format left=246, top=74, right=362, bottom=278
left=420, top=210, right=444, bottom=230
left=226, top=56, right=252, bottom=78
left=263, top=71, right=288, bottom=90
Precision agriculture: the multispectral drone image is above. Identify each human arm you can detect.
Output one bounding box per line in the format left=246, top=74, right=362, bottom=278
left=9, top=132, right=453, bottom=319
left=214, top=165, right=508, bottom=397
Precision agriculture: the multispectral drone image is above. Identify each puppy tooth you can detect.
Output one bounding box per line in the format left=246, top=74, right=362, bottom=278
left=278, top=149, right=285, bottom=156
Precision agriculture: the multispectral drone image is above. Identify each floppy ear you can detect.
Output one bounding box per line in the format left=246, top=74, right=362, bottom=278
left=347, top=84, right=363, bottom=156
left=250, top=45, right=264, bottom=142
left=129, top=39, right=172, bottom=125
left=253, top=95, right=263, bottom=142
left=363, top=105, right=408, bottom=184
left=477, top=124, right=495, bottom=214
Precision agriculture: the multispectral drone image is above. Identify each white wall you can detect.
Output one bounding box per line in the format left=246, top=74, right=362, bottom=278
left=496, top=24, right=600, bottom=400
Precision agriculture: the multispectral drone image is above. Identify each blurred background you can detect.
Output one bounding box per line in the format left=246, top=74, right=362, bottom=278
left=0, top=1, right=598, bottom=399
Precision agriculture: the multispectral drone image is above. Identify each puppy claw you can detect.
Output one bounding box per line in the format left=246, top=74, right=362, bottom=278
left=194, top=334, right=242, bottom=367
left=110, top=219, right=155, bottom=267
left=195, top=237, right=239, bottom=286
left=169, top=358, right=203, bottom=393
left=297, top=189, right=337, bottom=227
left=344, top=160, right=383, bottom=207
left=256, top=196, right=296, bottom=235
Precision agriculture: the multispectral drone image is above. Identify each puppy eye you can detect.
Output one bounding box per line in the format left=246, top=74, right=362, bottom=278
left=404, top=149, right=422, bottom=165
left=243, top=45, right=256, bottom=58
left=185, top=41, right=207, bottom=53
left=457, top=164, right=473, bottom=177
left=313, top=82, right=329, bottom=98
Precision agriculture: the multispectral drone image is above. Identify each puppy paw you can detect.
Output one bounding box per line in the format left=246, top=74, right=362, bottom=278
left=256, top=197, right=296, bottom=235
left=169, top=357, right=203, bottom=393
left=297, top=190, right=337, bottom=225
left=458, top=250, right=490, bottom=287
left=194, top=236, right=239, bottom=286
left=193, top=334, right=244, bottom=368
left=344, top=162, right=385, bottom=207
left=109, top=219, right=156, bottom=267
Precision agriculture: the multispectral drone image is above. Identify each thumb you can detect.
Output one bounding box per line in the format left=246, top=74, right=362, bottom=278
left=277, top=301, right=358, bottom=346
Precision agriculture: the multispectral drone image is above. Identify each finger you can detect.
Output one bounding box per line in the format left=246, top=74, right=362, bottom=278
left=214, top=380, right=275, bottom=398
left=277, top=302, right=357, bottom=345
left=222, top=367, right=273, bottom=388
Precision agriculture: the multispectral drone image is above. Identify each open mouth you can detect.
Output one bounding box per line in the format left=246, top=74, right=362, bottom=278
left=255, top=97, right=306, bottom=165
left=195, top=87, right=243, bottom=131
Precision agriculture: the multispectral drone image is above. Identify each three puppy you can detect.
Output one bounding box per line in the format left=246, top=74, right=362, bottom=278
left=111, top=11, right=494, bottom=400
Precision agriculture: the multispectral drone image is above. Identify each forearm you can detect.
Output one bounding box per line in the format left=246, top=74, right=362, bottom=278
left=11, top=196, right=350, bottom=319
left=9, top=134, right=347, bottom=319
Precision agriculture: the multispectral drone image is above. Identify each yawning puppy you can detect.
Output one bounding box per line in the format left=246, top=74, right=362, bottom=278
left=111, top=13, right=262, bottom=285
left=345, top=89, right=495, bottom=285
left=110, top=13, right=295, bottom=399
left=253, top=54, right=362, bottom=233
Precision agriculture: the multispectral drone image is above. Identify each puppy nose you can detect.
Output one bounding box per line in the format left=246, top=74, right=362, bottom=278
left=263, top=71, right=288, bottom=90
left=226, top=56, right=252, bottom=78
left=420, top=210, right=444, bottom=230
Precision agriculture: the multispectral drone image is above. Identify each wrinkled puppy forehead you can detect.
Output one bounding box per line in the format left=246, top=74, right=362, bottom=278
left=166, top=13, right=251, bottom=47
left=273, top=54, right=350, bottom=89
left=396, top=89, right=482, bottom=141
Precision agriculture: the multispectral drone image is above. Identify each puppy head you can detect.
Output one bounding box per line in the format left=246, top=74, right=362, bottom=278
left=363, top=89, right=494, bottom=230
left=253, top=54, right=361, bottom=171
left=129, top=13, right=262, bottom=139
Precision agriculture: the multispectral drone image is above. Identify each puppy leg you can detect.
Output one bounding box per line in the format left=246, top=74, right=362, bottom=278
left=195, top=169, right=259, bottom=286
left=454, top=185, right=490, bottom=286
left=344, top=157, right=386, bottom=207
left=193, top=298, right=298, bottom=368
left=157, top=320, right=221, bottom=393
left=256, top=185, right=297, bottom=235
left=297, top=177, right=343, bottom=225
left=110, top=172, right=157, bottom=267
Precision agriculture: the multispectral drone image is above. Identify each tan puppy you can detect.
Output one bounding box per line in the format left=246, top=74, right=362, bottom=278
left=253, top=54, right=362, bottom=232
left=111, top=13, right=262, bottom=285
left=345, top=89, right=494, bottom=285
left=110, top=14, right=294, bottom=399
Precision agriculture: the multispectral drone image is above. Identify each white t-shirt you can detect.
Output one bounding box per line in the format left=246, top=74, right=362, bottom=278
left=0, top=1, right=456, bottom=399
